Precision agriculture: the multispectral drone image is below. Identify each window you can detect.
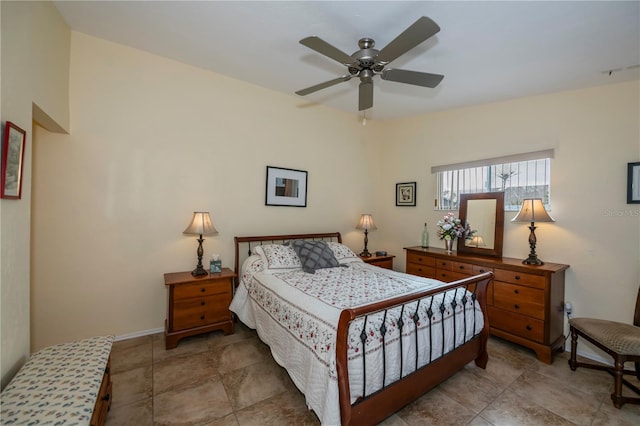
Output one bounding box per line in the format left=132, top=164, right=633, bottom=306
left=432, top=150, right=553, bottom=211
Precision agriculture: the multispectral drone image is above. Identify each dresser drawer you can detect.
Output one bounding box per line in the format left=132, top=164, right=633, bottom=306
left=406, top=252, right=435, bottom=267
left=173, top=295, right=231, bottom=330
left=488, top=306, right=544, bottom=343
left=434, top=270, right=468, bottom=283
left=174, top=279, right=231, bottom=300
left=406, top=262, right=435, bottom=278
left=493, top=282, right=544, bottom=319
left=494, top=269, right=545, bottom=289
left=472, top=264, right=494, bottom=275
left=452, top=261, right=474, bottom=275
left=435, top=258, right=453, bottom=270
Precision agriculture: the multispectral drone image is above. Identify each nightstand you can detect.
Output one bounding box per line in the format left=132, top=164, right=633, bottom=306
left=360, top=254, right=395, bottom=270
left=164, top=268, right=236, bottom=349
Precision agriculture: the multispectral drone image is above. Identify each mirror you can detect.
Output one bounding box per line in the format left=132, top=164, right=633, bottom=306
left=457, top=192, right=504, bottom=257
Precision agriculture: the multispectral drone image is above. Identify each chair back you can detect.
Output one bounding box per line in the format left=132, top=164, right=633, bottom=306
left=634, top=286, right=640, bottom=327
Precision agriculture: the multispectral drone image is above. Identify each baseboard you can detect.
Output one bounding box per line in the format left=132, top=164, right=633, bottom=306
left=114, top=327, right=164, bottom=342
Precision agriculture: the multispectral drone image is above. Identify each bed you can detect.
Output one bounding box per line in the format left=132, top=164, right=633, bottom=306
left=231, top=232, right=492, bottom=426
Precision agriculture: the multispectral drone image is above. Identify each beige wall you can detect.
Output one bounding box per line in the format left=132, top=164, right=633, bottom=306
left=30, top=32, right=377, bottom=349
left=374, top=80, right=640, bottom=360
left=0, top=0, right=69, bottom=388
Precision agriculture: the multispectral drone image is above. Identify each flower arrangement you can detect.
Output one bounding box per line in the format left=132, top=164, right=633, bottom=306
left=436, top=212, right=475, bottom=241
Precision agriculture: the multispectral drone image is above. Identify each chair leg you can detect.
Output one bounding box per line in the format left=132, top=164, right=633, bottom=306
left=612, top=358, right=624, bottom=409
left=569, top=327, right=578, bottom=371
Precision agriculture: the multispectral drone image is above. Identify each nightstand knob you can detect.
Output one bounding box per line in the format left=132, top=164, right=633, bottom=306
left=515, top=275, right=521, bottom=280
left=200, top=315, right=205, bottom=320
left=526, top=325, right=532, bottom=331
left=514, top=304, right=520, bottom=310
left=201, top=288, right=206, bottom=293
left=201, top=301, right=205, bottom=306
left=514, top=289, right=519, bottom=294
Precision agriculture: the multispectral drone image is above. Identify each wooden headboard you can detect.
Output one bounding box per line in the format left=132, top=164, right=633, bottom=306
left=233, top=232, right=342, bottom=285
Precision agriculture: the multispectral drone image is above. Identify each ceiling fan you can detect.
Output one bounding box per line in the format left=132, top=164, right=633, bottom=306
left=295, top=16, right=444, bottom=112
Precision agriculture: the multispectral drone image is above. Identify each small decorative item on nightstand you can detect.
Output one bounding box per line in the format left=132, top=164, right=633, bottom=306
left=210, top=254, right=222, bottom=273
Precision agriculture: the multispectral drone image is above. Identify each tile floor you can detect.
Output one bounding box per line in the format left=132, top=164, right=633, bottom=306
left=105, top=324, right=640, bottom=425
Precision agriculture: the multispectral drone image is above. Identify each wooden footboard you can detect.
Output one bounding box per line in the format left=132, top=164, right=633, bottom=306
left=335, top=272, right=493, bottom=426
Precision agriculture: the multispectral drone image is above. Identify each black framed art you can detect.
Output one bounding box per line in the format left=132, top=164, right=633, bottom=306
left=396, top=182, right=416, bottom=206
left=265, top=166, right=308, bottom=207
left=628, top=162, right=640, bottom=204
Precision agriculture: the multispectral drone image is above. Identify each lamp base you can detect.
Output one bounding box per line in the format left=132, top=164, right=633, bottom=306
left=191, top=266, right=209, bottom=277
left=522, top=255, right=544, bottom=266
left=359, top=250, right=372, bottom=257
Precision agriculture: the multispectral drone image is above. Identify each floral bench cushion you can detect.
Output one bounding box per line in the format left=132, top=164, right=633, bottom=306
left=1, top=335, right=114, bottom=425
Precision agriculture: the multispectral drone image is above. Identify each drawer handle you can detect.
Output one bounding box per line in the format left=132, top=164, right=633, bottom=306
left=526, top=325, right=532, bottom=331
left=201, top=301, right=205, bottom=306
left=441, top=262, right=446, bottom=266
left=514, top=289, right=519, bottom=294
left=201, top=288, right=206, bottom=293
left=479, top=269, right=485, bottom=273
left=514, top=304, right=520, bottom=310
left=515, top=275, right=521, bottom=280
left=102, top=393, right=111, bottom=402
left=418, top=257, right=423, bottom=262
left=200, top=315, right=205, bottom=320
left=418, top=268, right=423, bottom=272
left=459, top=266, right=465, bottom=270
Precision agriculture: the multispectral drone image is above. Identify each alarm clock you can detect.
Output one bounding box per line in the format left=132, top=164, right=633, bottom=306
left=375, top=251, right=387, bottom=256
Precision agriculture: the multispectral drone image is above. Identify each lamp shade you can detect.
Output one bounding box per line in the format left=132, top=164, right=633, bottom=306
left=469, top=235, right=486, bottom=247
left=183, top=212, right=218, bottom=236
left=511, top=199, right=554, bottom=223
left=356, top=214, right=377, bottom=231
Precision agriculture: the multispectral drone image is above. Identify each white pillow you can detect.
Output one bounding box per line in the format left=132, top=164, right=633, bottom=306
left=327, top=242, right=363, bottom=264
left=253, top=244, right=302, bottom=270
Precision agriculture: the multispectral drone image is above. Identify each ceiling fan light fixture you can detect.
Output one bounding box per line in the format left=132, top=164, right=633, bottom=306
left=295, top=16, right=443, bottom=112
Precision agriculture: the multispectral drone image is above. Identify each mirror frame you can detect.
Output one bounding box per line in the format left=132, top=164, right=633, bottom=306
left=457, top=192, right=505, bottom=257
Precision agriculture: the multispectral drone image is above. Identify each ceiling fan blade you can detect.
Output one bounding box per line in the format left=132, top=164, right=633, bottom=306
left=358, top=81, right=373, bottom=111
left=300, top=36, right=357, bottom=66
left=376, top=16, right=440, bottom=65
left=381, top=69, right=444, bottom=88
left=295, top=75, right=353, bottom=96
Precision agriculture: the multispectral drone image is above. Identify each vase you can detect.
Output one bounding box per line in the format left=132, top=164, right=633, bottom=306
left=444, top=239, right=454, bottom=253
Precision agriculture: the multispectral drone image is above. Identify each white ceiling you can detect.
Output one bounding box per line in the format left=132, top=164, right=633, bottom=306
left=52, top=1, right=640, bottom=121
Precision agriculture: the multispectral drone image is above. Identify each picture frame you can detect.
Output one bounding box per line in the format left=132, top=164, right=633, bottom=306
left=628, top=162, right=640, bottom=204
left=396, top=182, right=416, bottom=206
left=265, top=166, right=308, bottom=207
left=1, top=122, right=27, bottom=199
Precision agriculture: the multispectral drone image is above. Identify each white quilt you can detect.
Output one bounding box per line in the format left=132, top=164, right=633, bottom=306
left=230, top=256, right=484, bottom=426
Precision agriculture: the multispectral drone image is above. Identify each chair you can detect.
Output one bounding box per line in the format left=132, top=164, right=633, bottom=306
left=569, top=287, right=640, bottom=408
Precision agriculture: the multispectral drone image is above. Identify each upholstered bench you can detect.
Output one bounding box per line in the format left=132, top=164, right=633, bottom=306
left=1, top=335, right=114, bottom=425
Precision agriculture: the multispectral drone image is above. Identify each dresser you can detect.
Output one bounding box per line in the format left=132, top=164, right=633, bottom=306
left=164, top=269, right=235, bottom=349
left=405, top=246, right=569, bottom=364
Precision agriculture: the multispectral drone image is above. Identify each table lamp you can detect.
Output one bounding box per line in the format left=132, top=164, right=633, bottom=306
left=511, top=199, right=554, bottom=265
left=356, top=214, right=377, bottom=257
left=183, top=212, right=218, bottom=276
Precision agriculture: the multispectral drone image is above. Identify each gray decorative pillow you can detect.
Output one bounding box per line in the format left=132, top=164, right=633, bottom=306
left=291, top=240, right=340, bottom=274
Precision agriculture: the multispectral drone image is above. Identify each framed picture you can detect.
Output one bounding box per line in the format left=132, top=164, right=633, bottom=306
left=1, top=122, right=26, bottom=199
left=396, top=182, right=416, bottom=206
left=628, top=162, right=640, bottom=204
left=265, top=166, right=308, bottom=207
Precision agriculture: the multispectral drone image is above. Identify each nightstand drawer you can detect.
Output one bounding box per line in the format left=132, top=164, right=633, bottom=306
left=406, top=262, right=435, bottom=278
left=406, top=252, right=435, bottom=267
left=494, top=269, right=545, bottom=289
left=173, top=296, right=231, bottom=330
left=493, top=282, right=544, bottom=319
left=174, top=279, right=231, bottom=300
left=488, top=306, right=544, bottom=343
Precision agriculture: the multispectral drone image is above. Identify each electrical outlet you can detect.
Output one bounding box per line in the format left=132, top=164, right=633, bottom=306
left=565, top=302, right=573, bottom=316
